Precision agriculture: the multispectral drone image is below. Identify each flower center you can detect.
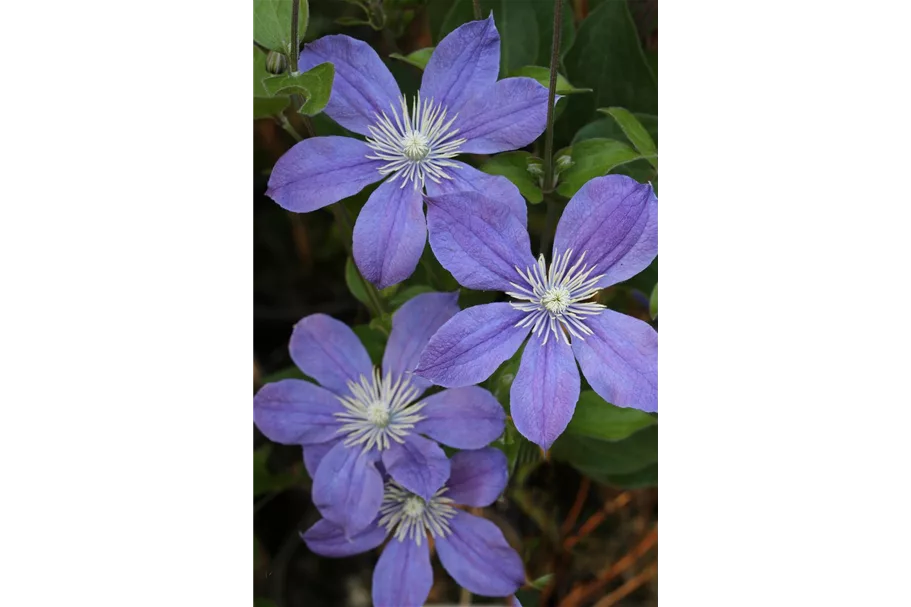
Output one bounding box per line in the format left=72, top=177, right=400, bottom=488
left=506, top=249, right=607, bottom=345
left=378, top=481, right=456, bottom=546
left=365, top=402, right=391, bottom=427
left=541, top=286, right=572, bottom=315
left=334, top=368, right=425, bottom=452
left=402, top=496, right=426, bottom=518
left=364, top=93, right=467, bottom=189
left=402, top=132, right=430, bottom=161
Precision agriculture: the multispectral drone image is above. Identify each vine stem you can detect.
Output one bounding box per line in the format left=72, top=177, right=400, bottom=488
left=540, top=0, right=564, bottom=256
left=289, top=0, right=300, bottom=71
left=542, top=0, right=563, bottom=193
left=472, top=0, right=482, bottom=20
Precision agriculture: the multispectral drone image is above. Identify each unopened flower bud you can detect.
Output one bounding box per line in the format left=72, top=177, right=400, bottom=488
left=266, top=51, right=289, bottom=75
left=526, top=159, right=544, bottom=178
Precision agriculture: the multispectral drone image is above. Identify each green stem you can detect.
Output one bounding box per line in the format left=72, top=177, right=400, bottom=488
left=542, top=0, right=564, bottom=194
left=472, top=0, right=482, bottom=20
left=540, top=193, right=559, bottom=256
left=289, top=0, right=300, bottom=71
left=275, top=113, right=302, bottom=142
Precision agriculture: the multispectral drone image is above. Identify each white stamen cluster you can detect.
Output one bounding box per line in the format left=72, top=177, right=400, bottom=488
left=507, top=249, right=607, bottom=345
left=334, top=368, right=425, bottom=452
left=365, top=93, right=466, bottom=189
left=378, top=481, right=456, bottom=546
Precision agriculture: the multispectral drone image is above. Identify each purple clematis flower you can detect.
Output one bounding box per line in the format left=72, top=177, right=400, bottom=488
left=415, top=175, right=658, bottom=450
left=265, top=15, right=549, bottom=289
left=303, top=447, right=526, bottom=607
left=253, top=292, right=506, bottom=535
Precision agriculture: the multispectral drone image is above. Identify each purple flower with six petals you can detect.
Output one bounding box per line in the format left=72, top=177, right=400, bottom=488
left=265, top=16, right=549, bottom=288
left=254, top=292, right=506, bottom=534
left=415, top=175, right=658, bottom=449
left=303, top=447, right=525, bottom=607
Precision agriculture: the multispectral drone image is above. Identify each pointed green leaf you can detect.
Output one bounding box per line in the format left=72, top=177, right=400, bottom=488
left=508, top=66, right=592, bottom=95
left=261, top=63, right=335, bottom=115
left=559, top=0, right=657, bottom=139
left=555, top=138, right=641, bottom=198
left=600, top=107, right=658, bottom=170
left=254, top=47, right=290, bottom=118
left=352, top=324, right=386, bottom=365
left=551, top=425, right=658, bottom=476
left=480, top=151, right=543, bottom=204
left=253, top=0, right=309, bottom=54
left=345, top=256, right=370, bottom=307
left=390, top=47, right=435, bottom=71
left=389, top=285, right=436, bottom=309
left=566, top=391, right=656, bottom=442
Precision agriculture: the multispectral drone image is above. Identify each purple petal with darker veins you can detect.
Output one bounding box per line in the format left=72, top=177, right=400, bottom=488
left=415, top=303, right=530, bottom=388
left=445, top=447, right=509, bottom=507
left=312, top=441, right=383, bottom=534
left=454, top=78, right=550, bottom=155
left=553, top=175, right=657, bottom=289
left=572, top=310, right=658, bottom=413
left=511, top=334, right=581, bottom=450
left=383, top=291, right=460, bottom=391
left=302, top=518, right=386, bottom=558
left=382, top=434, right=450, bottom=501
left=353, top=178, right=427, bottom=289
left=424, top=160, right=527, bottom=224
left=420, top=15, right=500, bottom=114
left=253, top=379, right=342, bottom=445
left=413, top=387, right=505, bottom=449
left=437, top=511, right=525, bottom=597
left=372, top=538, right=433, bottom=607
left=290, top=314, right=373, bottom=396
left=426, top=191, right=535, bottom=291
left=303, top=439, right=339, bottom=478
left=299, top=35, right=401, bottom=136
left=266, top=136, right=384, bottom=213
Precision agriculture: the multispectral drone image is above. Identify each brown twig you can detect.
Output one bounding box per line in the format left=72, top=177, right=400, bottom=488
left=592, top=561, right=658, bottom=607
left=563, top=491, right=631, bottom=551
left=558, top=525, right=658, bottom=607
left=560, top=476, right=591, bottom=537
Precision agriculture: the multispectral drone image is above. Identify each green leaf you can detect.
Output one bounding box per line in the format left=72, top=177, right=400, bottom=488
left=573, top=113, right=657, bottom=147
left=486, top=342, right=525, bottom=409
left=514, top=588, right=542, bottom=607
left=560, top=0, right=657, bottom=139
left=530, top=573, right=554, bottom=590
left=260, top=366, right=306, bottom=383
left=345, top=256, right=370, bottom=307
left=552, top=425, right=658, bottom=476
left=555, top=138, right=641, bottom=198
left=649, top=283, right=658, bottom=319
left=600, top=107, right=657, bottom=170
left=253, top=446, right=301, bottom=497
left=352, top=324, right=386, bottom=365
left=390, top=47, right=435, bottom=70
left=261, top=63, right=335, bottom=115
left=508, top=66, right=592, bottom=94
left=431, top=1, right=569, bottom=77
left=601, top=462, right=658, bottom=489
left=389, top=285, right=437, bottom=308
left=531, top=0, right=575, bottom=65
left=253, top=0, right=309, bottom=54
left=480, top=151, right=543, bottom=204
left=254, top=47, right=290, bottom=119
left=566, top=391, right=657, bottom=442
